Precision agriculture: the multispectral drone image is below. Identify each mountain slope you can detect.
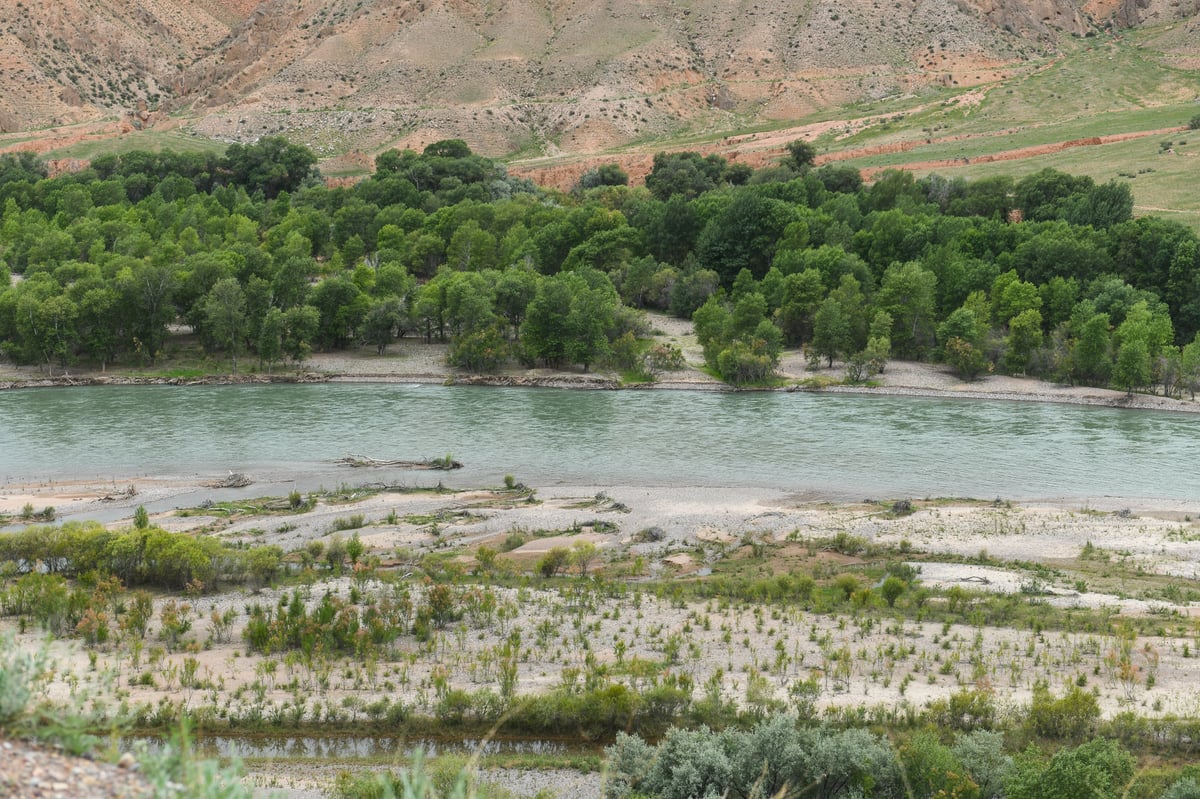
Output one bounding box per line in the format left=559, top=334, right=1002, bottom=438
left=0, top=0, right=1196, bottom=158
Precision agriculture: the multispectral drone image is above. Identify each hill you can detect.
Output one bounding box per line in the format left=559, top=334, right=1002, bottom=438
left=0, top=0, right=1196, bottom=162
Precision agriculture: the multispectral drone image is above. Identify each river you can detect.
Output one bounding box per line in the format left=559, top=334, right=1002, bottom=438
left=0, top=383, right=1195, bottom=502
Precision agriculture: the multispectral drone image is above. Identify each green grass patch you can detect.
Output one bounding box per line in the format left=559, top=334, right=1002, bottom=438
left=44, top=128, right=226, bottom=161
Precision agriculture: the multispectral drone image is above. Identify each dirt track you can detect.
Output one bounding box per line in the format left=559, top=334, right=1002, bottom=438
left=508, top=120, right=1191, bottom=190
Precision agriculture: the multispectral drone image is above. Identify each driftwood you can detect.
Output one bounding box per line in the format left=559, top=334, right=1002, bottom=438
left=204, top=472, right=254, bottom=488
left=100, top=484, right=137, bottom=502
left=335, top=454, right=463, bottom=470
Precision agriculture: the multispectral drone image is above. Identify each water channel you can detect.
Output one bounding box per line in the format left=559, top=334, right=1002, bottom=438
left=0, top=383, right=1195, bottom=503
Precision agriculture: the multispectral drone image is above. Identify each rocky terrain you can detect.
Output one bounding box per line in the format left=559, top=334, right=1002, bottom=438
left=0, top=0, right=1197, bottom=161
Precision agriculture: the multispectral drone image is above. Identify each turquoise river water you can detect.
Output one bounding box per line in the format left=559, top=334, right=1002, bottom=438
left=0, top=383, right=1196, bottom=502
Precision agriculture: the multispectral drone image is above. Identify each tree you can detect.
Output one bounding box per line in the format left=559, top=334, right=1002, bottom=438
left=810, top=298, right=851, bottom=368
left=1006, top=739, right=1133, bottom=799
left=1005, top=309, right=1043, bottom=375
left=1070, top=310, right=1112, bottom=385
left=282, top=305, right=319, bottom=363
left=644, top=151, right=726, bottom=200
left=570, top=541, right=598, bottom=576
left=203, top=278, right=247, bottom=373
left=577, top=163, right=629, bottom=190
left=309, top=276, right=368, bottom=349
left=786, top=139, right=817, bottom=170
left=258, top=307, right=285, bottom=373
left=423, top=139, right=472, bottom=158
left=494, top=267, right=538, bottom=336
left=692, top=295, right=731, bottom=365
left=776, top=268, right=824, bottom=346
left=221, top=137, right=318, bottom=198
left=945, top=336, right=990, bottom=380
left=1113, top=337, right=1151, bottom=394
left=877, top=261, right=938, bottom=359
left=1164, top=779, right=1200, bottom=799
left=521, top=275, right=574, bottom=367
left=992, top=271, right=1042, bottom=326
left=448, top=325, right=507, bottom=372
left=564, top=271, right=619, bottom=371
left=695, top=191, right=795, bottom=284
left=116, top=261, right=176, bottom=365
left=361, top=297, right=407, bottom=355
left=1180, top=333, right=1200, bottom=399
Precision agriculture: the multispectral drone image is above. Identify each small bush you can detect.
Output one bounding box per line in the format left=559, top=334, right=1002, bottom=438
left=0, top=634, right=42, bottom=726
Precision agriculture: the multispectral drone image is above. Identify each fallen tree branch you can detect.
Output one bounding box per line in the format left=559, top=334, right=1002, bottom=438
left=335, top=454, right=463, bottom=470
left=204, top=472, right=253, bottom=488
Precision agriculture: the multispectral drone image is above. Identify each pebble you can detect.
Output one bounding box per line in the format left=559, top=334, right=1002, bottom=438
left=0, top=736, right=154, bottom=799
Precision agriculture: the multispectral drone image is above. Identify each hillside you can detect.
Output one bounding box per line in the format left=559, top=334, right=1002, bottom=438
left=0, top=0, right=1197, bottom=162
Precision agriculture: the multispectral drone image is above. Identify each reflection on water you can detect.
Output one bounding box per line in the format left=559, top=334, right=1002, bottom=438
left=129, top=735, right=573, bottom=760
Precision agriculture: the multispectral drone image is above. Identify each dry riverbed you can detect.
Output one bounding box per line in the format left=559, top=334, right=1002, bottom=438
left=4, top=475, right=1200, bottom=797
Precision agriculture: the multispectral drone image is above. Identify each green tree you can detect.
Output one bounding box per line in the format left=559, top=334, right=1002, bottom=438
left=203, top=278, right=247, bottom=373
left=945, top=336, right=990, bottom=380
left=1113, top=337, right=1151, bottom=394
left=310, top=276, right=368, bottom=349
left=521, top=275, right=574, bottom=367
left=1070, top=310, right=1112, bottom=385
left=577, top=163, right=629, bottom=189
left=258, top=307, right=285, bottom=373
left=1005, top=308, right=1043, bottom=375
left=786, top=139, right=817, bottom=170
left=116, top=261, right=176, bottom=364
left=282, top=305, right=319, bottom=363
left=221, top=137, right=318, bottom=198
left=361, top=297, right=407, bottom=355
left=810, top=297, right=851, bottom=368
left=776, top=268, right=824, bottom=346
left=644, top=151, right=726, bottom=201
left=877, top=261, right=938, bottom=359
left=880, top=576, right=906, bottom=607
left=1180, top=332, right=1200, bottom=399
left=695, top=191, right=794, bottom=284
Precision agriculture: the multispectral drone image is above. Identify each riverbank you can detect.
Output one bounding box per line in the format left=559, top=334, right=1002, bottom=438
left=4, top=478, right=1200, bottom=797
left=1, top=313, right=1196, bottom=414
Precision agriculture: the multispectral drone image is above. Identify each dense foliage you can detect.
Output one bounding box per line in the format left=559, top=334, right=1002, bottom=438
left=605, top=716, right=1200, bottom=799
left=2, top=138, right=1200, bottom=392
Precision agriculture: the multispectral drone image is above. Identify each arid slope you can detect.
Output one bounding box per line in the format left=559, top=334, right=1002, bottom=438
left=0, top=0, right=1196, bottom=158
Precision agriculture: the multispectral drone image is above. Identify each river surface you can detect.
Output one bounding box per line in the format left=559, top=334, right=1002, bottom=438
left=0, top=383, right=1196, bottom=502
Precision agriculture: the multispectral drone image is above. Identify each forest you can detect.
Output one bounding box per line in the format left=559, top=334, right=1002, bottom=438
left=2, top=138, right=1200, bottom=393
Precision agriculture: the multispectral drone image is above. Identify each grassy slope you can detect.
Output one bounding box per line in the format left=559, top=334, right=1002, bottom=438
left=31, top=26, right=1200, bottom=225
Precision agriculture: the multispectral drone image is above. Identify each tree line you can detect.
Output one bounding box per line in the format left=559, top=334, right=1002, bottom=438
left=2, top=135, right=1200, bottom=393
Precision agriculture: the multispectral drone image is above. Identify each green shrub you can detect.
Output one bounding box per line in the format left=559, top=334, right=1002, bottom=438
left=1026, top=684, right=1100, bottom=741
left=0, top=633, right=42, bottom=726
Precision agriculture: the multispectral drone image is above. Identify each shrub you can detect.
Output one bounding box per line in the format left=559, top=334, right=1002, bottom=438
left=0, top=633, right=43, bottom=726
left=536, top=547, right=570, bottom=578
left=881, top=575, right=907, bottom=607
left=1027, top=684, right=1100, bottom=740
left=834, top=573, right=860, bottom=601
